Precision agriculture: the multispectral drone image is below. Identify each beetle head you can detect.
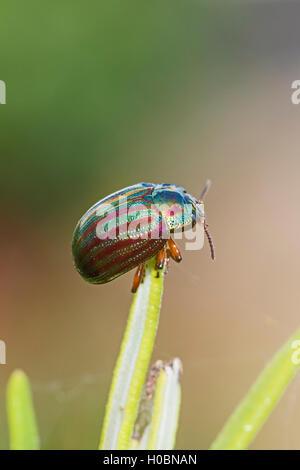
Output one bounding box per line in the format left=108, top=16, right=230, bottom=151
left=152, top=183, right=205, bottom=233
left=152, top=181, right=215, bottom=260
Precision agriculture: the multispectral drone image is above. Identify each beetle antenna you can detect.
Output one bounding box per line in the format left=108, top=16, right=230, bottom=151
left=199, top=179, right=211, bottom=202
left=204, top=223, right=215, bottom=261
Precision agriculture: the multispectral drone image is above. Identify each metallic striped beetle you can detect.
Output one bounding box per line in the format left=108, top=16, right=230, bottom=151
left=72, top=182, right=214, bottom=292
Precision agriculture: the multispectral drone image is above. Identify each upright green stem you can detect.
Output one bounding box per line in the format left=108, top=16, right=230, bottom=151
left=147, top=358, right=182, bottom=450
left=210, top=327, right=300, bottom=450
left=99, top=257, right=164, bottom=450
left=6, top=369, right=40, bottom=450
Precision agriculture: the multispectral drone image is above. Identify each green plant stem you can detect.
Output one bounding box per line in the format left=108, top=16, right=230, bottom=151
left=210, top=327, right=300, bottom=450
left=6, top=369, right=40, bottom=450
left=99, top=257, right=164, bottom=450
left=147, top=358, right=182, bottom=450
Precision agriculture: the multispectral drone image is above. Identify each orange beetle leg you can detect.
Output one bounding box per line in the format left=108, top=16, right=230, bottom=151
left=155, top=248, right=166, bottom=277
left=167, top=238, right=182, bottom=263
left=164, top=249, right=171, bottom=275
left=131, top=263, right=145, bottom=293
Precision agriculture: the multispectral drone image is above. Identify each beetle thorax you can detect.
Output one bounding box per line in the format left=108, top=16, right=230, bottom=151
left=152, top=184, right=205, bottom=233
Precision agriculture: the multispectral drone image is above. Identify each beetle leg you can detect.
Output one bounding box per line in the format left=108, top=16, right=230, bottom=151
left=131, top=263, right=145, bottom=293
left=155, top=248, right=166, bottom=277
left=164, top=249, right=171, bottom=275
left=167, top=238, right=182, bottom=263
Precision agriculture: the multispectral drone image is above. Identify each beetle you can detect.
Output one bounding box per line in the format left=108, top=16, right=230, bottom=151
left=72, top=182, right=214, bottom=293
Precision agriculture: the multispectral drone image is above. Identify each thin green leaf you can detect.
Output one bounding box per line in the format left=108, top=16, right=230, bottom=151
left=146, top=358, right=182, bottom=450
left=7, top=369, right=40, bottom=450
left=210, top=327, right=300, bottom=450
left=99, top=257, right=164, bottom=450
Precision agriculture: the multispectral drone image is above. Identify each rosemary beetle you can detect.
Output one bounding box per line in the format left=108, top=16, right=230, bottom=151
left=72, top=182, right=214, bottom=292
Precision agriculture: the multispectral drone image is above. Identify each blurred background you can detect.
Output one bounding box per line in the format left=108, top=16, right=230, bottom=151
left=1, top=0, right=300, bottom=449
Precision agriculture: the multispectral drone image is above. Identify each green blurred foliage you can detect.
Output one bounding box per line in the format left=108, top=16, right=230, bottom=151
left=1, top=1, right=197, bottom=215
left=0, top=1, right=241, bottom=219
